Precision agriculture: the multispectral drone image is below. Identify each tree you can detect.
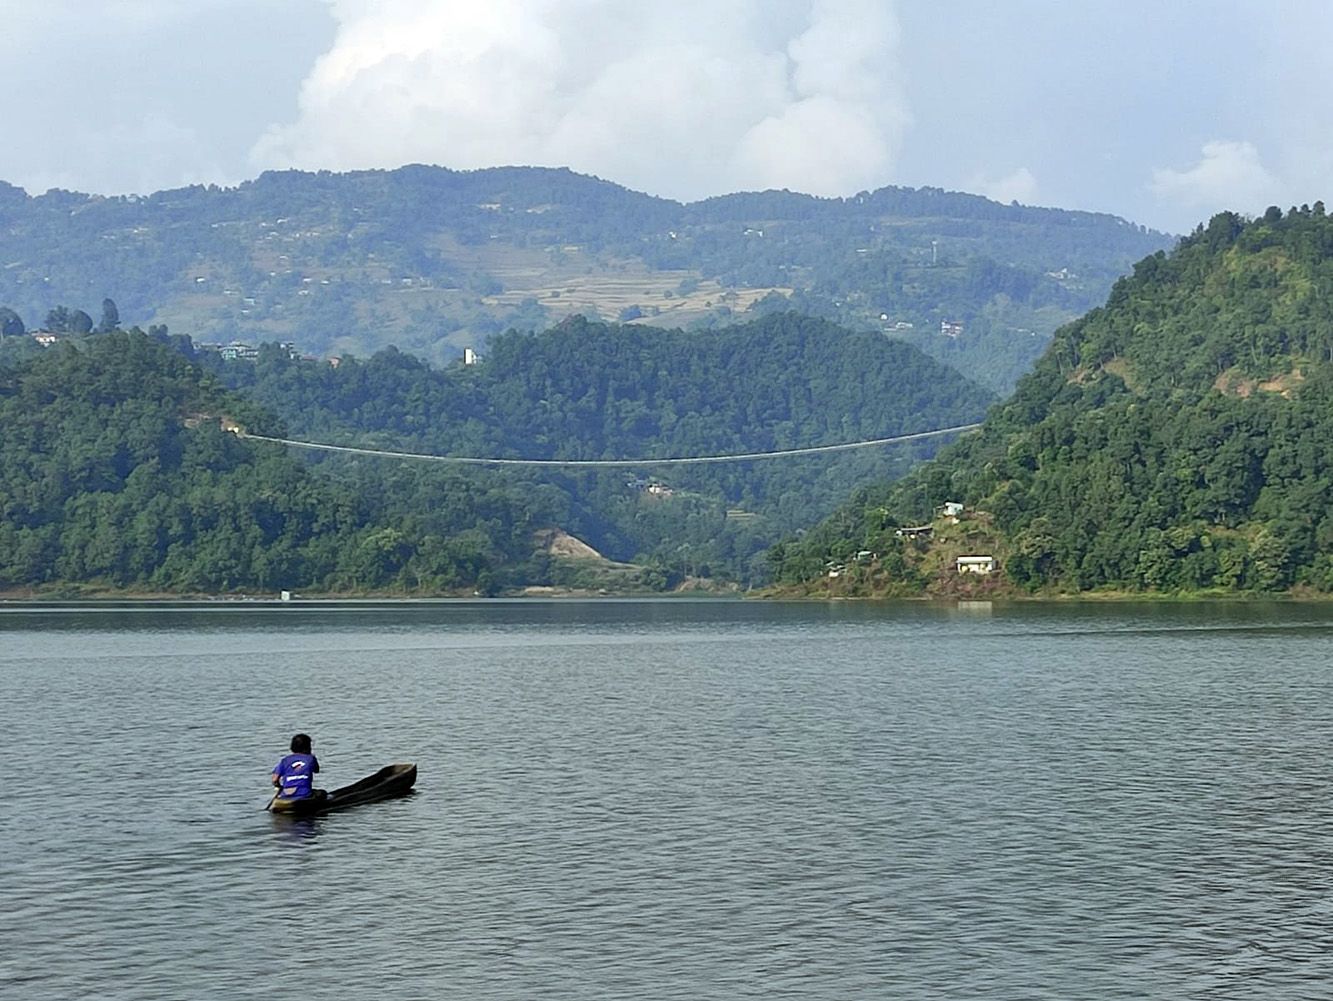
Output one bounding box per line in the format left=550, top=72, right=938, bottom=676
left=0, top=306, right=23, bottom=337
left=45, top=305, right=94, bottom=334
left=98, top=298, right=120, bottom=334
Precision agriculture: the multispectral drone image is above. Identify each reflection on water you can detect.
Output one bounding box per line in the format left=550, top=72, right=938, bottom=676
left=953, top=599, right=993, bottom=616
left=269, top=814, right=323, bottom=844
left=3, top=599, right=1333, bottom=1000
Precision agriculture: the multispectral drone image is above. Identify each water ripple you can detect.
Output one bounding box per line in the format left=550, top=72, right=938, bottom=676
left=3, top=601, right=1333, bottom=999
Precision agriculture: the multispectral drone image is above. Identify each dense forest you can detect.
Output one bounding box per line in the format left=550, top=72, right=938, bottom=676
left=203, top=313, right=990, bottom=581
left=771, top=206, right=1333, bottom=596
left=0, top=313, right=987, bottom=594
left=0, top=330, right=608, bottom=595
left=0, top=165, right=1171, bottom=391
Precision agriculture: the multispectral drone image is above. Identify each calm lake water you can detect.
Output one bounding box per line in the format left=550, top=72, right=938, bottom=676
left=4, top=599, right=1333, bottom=1000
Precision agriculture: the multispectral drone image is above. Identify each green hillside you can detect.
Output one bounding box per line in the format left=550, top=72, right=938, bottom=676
left=771, top=206, right=1333, bottom=596
left=0, top=166, right=1171, bottom=391
left=205, top=312, right=991, bottom=582
left=0, top=313, right=988, bottom=595
left=0, top=330, right=614, bottom=595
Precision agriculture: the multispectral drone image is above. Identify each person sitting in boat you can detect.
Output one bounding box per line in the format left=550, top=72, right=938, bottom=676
left=271, top=733, right=323, bottom=801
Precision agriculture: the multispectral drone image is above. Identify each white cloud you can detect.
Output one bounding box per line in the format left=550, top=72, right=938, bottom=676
left=22, top=116, right=224, bottom=196
left=251, top=0, right=910, bottom=200
left=1149, top=140, right=1284, bottom=218
left=970, top=167, right=1038, bottom=206
left=0, top=0, right=330, bottom=196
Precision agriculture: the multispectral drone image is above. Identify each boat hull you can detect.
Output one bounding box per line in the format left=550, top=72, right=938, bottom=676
left=268, top=762, right=417, bottom=816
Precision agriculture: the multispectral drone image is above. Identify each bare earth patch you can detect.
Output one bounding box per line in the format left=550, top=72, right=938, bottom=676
left=1259, top=369, right=1304, bottom=398
left=1215, top=366, right=1304, bottom=399
left=535, top=528, right=606, bottom=561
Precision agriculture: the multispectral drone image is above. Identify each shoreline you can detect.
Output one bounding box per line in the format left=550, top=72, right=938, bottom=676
left=2, top=585, right=1330, bottom=604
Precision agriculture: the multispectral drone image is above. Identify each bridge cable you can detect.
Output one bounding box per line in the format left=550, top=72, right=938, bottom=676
left=239, top=422, right=982, bottom=469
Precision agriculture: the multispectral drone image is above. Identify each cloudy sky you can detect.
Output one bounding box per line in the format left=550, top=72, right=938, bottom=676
left=2, top=1, right=1327, bottom=233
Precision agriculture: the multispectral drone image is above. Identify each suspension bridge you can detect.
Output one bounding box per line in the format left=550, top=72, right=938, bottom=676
left=239, top=422, right=983, bottom=468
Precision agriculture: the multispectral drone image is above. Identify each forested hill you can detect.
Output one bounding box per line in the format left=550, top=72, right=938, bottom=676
left=214, top=313, right=982, bottom=461
left=0, top=315, right=988, bottom=595
left=772, top=206, right=1333, bottom=595
left=0, top=330, right=612, bottom=595
left=0, top=165, right=1171, bottom=391
left=207, top=313, right=992, bottom=581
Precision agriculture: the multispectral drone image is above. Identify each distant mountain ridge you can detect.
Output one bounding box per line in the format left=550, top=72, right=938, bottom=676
left=771, top=206, right=1333, bottom=595
left=0, top=165, right=1172, bottom=391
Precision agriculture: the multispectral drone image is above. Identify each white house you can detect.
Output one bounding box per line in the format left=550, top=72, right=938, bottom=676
left=956, top=555, right=995, bottom=575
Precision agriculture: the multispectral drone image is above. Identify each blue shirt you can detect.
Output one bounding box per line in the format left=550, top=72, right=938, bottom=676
left=272, top=752, right=320, bottom=799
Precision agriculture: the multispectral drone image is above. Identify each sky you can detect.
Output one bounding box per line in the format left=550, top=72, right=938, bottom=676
left=2, top=0, right=1329, bottom=234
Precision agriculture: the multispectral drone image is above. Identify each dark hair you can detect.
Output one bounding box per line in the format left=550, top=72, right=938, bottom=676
left=290, top=733, right=312, bottom=754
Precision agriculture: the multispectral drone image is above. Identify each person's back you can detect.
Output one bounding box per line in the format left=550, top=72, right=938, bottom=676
left=271, top=733, right=320, bottom=800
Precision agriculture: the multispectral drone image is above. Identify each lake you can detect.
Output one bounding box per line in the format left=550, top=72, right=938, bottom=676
left=3, top=598, right=1333, bottom=999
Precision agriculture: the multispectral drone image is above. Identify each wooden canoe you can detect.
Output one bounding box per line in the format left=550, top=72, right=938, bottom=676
left=268, top=762, right=417, bottom=816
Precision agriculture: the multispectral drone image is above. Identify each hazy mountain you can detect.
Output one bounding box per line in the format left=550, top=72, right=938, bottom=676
left=0, top=166, right=1171, bottom=392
